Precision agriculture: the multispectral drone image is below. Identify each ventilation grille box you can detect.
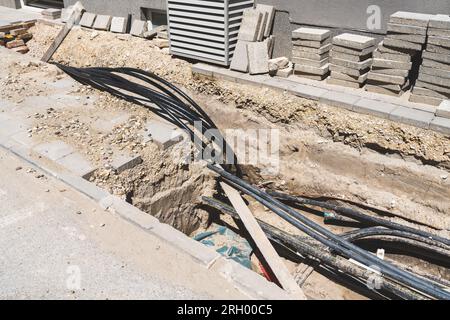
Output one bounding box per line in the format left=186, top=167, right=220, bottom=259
left=167, top=0, right=254, bottom=66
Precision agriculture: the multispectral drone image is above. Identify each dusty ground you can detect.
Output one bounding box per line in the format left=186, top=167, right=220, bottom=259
left=4, top=22, right=448, bottom=299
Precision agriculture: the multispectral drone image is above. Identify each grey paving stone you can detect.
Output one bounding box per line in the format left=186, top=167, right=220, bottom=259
left=436, top=100, right=450, bottom=119
left=287, top=81, right=328, bottom=100
left=327, top=77, right=363, bottom=89
left=238, top=8, right=262, bottom=42
left=371, top=66, right=409, bottom=77
left=389, top=106, right=434, bottom=129
left=292, top=57, right=328, bottom=68
left=331, top=71, right=367, bottom=83
left=247, top=41, right=269, bottom=75
left=320, top=91, right=360, bottom=110
left=386, top=33, right=426, bottom=45
left=373, top=50, right=411, bottom=63
left=422, top=59, right=450, bottom=72
left=389, top=11, right=433, bottom=28
left=416, top=80, right=450, bottom=95
left=383, top=38, right=423, bottom=51
left=130, top=19, right=147, bottom=37
left=9, top=131, right=39, bottom=148
left=353, top=98, right=398, bottom=118
left=372, top=58, right=412, bottom=70
left=330, top=57, right=372, bottom=70
left=427, top=36, right=450, bottom=49
left=107, top=195, right=160, bottom=229
left=332, top=33, right=376, bottom=50
left=111, top=153, right=142, bottom=174
left=293, top=51, right=329, bottom=61
left=142, top=119, right=184, bottom=150
left=418, top=73, right=450, bottom=88
left=422, top=51, right=450, bottom=65
left=256, top=10, right=268, bottom=42
left=293, top=37, right=330, bottom=49
left=92, top=114, right=129, bottom=133
left=56, top=152, right=96, bottom=178
left=293, top=43, right=331, bottom=55
left=367, top=72, right=406, bottom=85
left=92, top=15, right=112, bottom=30
left=191, top=63, right=216, bottom=77
left=413, top=86, right=450, bottom=100
left=294, top=63, right=329, bottom=75
left=366, top=80, right=403, bottom=91
left=387, top=23, right=427, bottom=35
left=420, top=65, right=450, bottom=80
left=332, top=45, right=376, bottom=56
left=255, top=4, right=275, bottom=38
left=79, top=12, right=96, bottom=28
left=110, top=17, right=127, bottom=33
left=61, top=6, right=74, bottom=23
left=430, top=116, right=450, bottom=135
left=378, top=42, right=415, bottom=55
left=59, top=173, right=109, bottom=202
left=365, top=85, right=402, bottom=97
left=330, top=64, right=370, bottom=77
left=292, top=27, right=331, bottom=41
left=0, top=118, right=29, bottom=138
left=294, top=72, right=328, bottom=81
left=34, top=141, right=74, bottom=161
left=426, top=44, right=450, bottom=55
left=409, top=94, right=443, bottom=106
left=230, top=40, right=249, bottom=73
left=330, top=50, right=371, bottom=62
left=427, top=28, right=450, bottom=38
left=429, top=14, right=450, bottom=30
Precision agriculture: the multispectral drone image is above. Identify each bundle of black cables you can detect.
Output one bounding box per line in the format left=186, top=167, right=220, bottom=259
left=54, top=63, right=450, bottom=300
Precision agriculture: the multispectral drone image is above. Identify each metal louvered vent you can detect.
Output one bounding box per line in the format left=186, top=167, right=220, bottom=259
left=167, top=0, right=254, bottom=66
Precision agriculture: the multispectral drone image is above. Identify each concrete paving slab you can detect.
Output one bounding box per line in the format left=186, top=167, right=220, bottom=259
left=429, top=14, right=450, bottom=30
left=284, top=79, right=328, bottom=100
left=413, top=86, right=450, bottom=100
left=330, top=57, right=372, bottom=70
left=92, top=15, right=112, bottom=31
left=293, top=37, right=330, bottom=49
left=383, top=38, right=423, bottom=51
left=247, top=42, right=269, bottom=75
left=427, top=28, right=450, bottom=38
left=428, top=36, right=450, bottom=49
left=327, top=77, right=363, bottom=89
left=230, top=40, right=249, bottom=73
left=367, top=72, right=406, bottom=85
left=330, top=64, right=370, bottom=77
left=387, top=23, right=427, bottom=35
left=389, top=106, right=434, bottom=129
left=353, top=98, right=399, bottom=118
left=130, top=20, right=147, bottom=37
left=237, top=9, right=262, bottom=42
left=255, top=4, right=275, bottom=38
left=436, top=100, right=450, bottom=118
left=372, top=58, right=412, bottom=70
left=256, top=10, right=268, bottom=42
left=292, top=27, right=331, bottom=41
left=142, top=119, right=184, bottom=150
left=422, top=59, right=450, bottom=72
left=426, top=44, right=450, bottom=55
left=34, top=141, right=74, bottom=161
left=420, top=65, right=450, bottom=80
left=293, top=51, right=329, bottom=61
left=365, top=85, right=402, bottom=97
left=371, top=67, right=409, bottom=77
left=331, top=71, right=367, bottom=83
left=333, top=45, right=375, bottom=56
left=294, top=63, right=329, bottom=75
left=409, top=93, right=443, bottom=106
left=79, top=12, right=96, bottom=28
left=422, top=51, right=450, bottom=65
left=111, top=153, right=142, bottom=174
left=332, top=33, right=376, bottom=50
left=92, top=114, right=129, bottom=133
left=292, top=57, right=328, bottom=68
left=56, top=152, right=96, bottom=178
left=293, top=43, right=331, bottom=55
left=387, top=33, right=426, bottom=44
left=373, top=50, right=411, bottom=63
left=0, top=117, right=29, bottom=138
left=389, top=11, right=433, bottom=28
left=294, top=72, right=328, bottom=81
left=110, top=17, right=127, bottom=33
left=320, top=91, right=360, bottom=110
left=418, top=73, right=450, bottom=88
left=330, top=50, right=371, bottom=62
left=430, top=116, right=450, bottom=134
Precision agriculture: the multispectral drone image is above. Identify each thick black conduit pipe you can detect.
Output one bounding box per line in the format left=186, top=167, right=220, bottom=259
left=268, top=190, right=450, bottom=247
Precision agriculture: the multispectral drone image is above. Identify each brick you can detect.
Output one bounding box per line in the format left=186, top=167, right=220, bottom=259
left=130, top=19, right=147, bottom=37
left=332, top=33, right=376, bottom=50
left=230, top=40, right=249, bottom=73
left=292, top=57, right=328, bottom=68
left=327, top=77, right=363, bottom=89
left=293, top=43, right=331, bottom=55
left=367, top=72, right=406, bottom=85
left=247, top=42, right=269, bottom=75
left=372, top=58, right=412, bottom=70
left=320, top=91, right=360, bottom=109
left=330, top=50, right=371, bottom=62
left=383, top=38, right=423, bottom=51
left=293, top=37, right=330, bottom=49
left=333, top=45, right=376, bottom=56
left=255, top=4, right=275, bottom=38
left=110, top=17, right=127, bottom=33
left=79, top=12, right=96, bottom=28
left=330, top=57, right=372, bottom=70
left=330, top=64, right=370, bottom=77
left=34, top=141, right=74, bottom=160
left=353, top=98, right=398, bottom=118
left=294, top=63, right=329, bottom=75
left=365, top=85, right=402, bottom=97
left=111, top=154, right=142, bottom=173
left=142, top=119, right=184, bottom=150
left=371, top=67, right=409, bottom=77
left=387, top=23, right=427, bottom=35
left=389, top=11, right=433, bottom=28
left=92, top=15, right=112, bottom=30
left=331, top=71, right=367, bottom=83
left=389, top=106, right=434, bottom=129
left=292, top=27, right=331, bottom=41
left=430, top=116, right=450, bottom=135
left=6, top=39, right=24, bottom=49
left=238, top=8, right=262, bottom=42
left=413, top=86, right=450, bottom=100
left=427, top=36, right=450, bottom=49
left=56, top=152, right=96, bottom=179
left=436, top=100, right=450, bottom=119
left=373, top=50, right=411, bottom=63
left=409, top=94, right=442, bottom=106
left=429, top=14, right=450, bottom=30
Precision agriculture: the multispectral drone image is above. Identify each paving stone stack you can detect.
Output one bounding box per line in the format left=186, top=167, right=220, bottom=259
left=410, top=14, right=450, bottom=106
left=328, top=33, right=376, bottom=88
left=291, top=27, right=331, bottom=80
left=366, top=12, right=432, bottom=97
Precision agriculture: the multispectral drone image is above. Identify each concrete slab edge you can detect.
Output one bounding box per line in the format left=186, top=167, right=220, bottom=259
left=0, top=139, right=291, bottom=300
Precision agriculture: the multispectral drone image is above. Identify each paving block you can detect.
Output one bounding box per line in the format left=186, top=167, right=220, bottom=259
left=383, top=38, right=423, bottom=51
left=294, top=72, right=328, bottom=81
left=34, top=141, right=74, bottom=161
left=330, top=50, right=371, bottom=62
left=389, top=11, right=433, bottom=28
left=367, top=72, right=406, bottom=85
left=365, top=84, right=402, bottom=97
left=413, top=86, right=450, bottom=100
left=247, top=42, right=269, bottom=75
left=373, top=50, right=411, bottom=63
left=371, top=67, right=409, bottom=77
left=293, top=43, right=332, bottom=55
left=108, top=196, right=160, bottom=229
left=429, top=14, right=450, bottom=30
left=427, top=28, right=450, bottom=38
left=430, top=116, right=450, bottom=135
left=92, top=14, right=112, bottom=30
left=422, top=51, right=450, bottom=65
left=409, top=94, right=443, bottom=106
left=366, top=80, right=403, bottom=92
left=387, top=23, right=427, bottom=35
left=256, top=10, right=268, bottom=41
left=418, top=73, right=450, bottom=88
left=0, top=117, right=28, bottom=138
left=330, top=64, right=370, bottom=77
left=79, top=12, right=96, bottom=28
left=142, top=119, right=184, bottom=150
left=130, top=19, right=147, bottom=37
left=372, top=58, right=412, bottom=70
left=292, top=57, right=328, bottom=68
left=332, top=33, right=376, bottom=50
left=293, top=37, right=331, bottom=49
left=386, top=33, right=426, bottom=44
left=332, top=45, right=376, bottom=56
left=415, top=80, right=450, bottom=95
left=420, top=66, right=450, bottom=80
left=436, top=100, right=450, bottom=119
left=294, top=63, right=329, bottom=76
left=327, top=77, right=363, bottom=89
left=389, top=106, right=434, bottom=129
left=320, top=91, right=360, bottom=110
left=292, top=27, right=331, bottom=41
left=331, top=71, right=367, bottom=83
left=353, top=99, right=398, bottom=119
left=230, top=40, right=249, bottom=73
left=330, top=57, right=372, bottom=70
left=56, top=152, right=96, bottom=178
left=61, top=6, right=74, bottom=23
left=425, top=44, right=450, bottom=55
left=191, top=63, right=216, bottom=77
left=285, top=81, right=328, bottom=100
left=293, top=50, right=329, bottom=61
left=111, top=153, right=142, bottom=174
left=255, top=4, right=275, bottom=38
left=238, top=8, right=262, bottom=42
left=422, top=59, right=450, bottom=72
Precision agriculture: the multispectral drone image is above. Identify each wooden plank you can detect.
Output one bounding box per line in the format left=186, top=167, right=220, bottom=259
left=220, top=182, right=307, bottom=299
left=41, top=2, right=84, bottom=63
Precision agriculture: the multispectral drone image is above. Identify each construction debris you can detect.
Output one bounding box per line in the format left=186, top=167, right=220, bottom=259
left=0, top=21, right=35, bottom=54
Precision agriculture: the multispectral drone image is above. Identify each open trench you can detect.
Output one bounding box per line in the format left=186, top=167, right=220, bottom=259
left=19, top=23, right=450, bottom=299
